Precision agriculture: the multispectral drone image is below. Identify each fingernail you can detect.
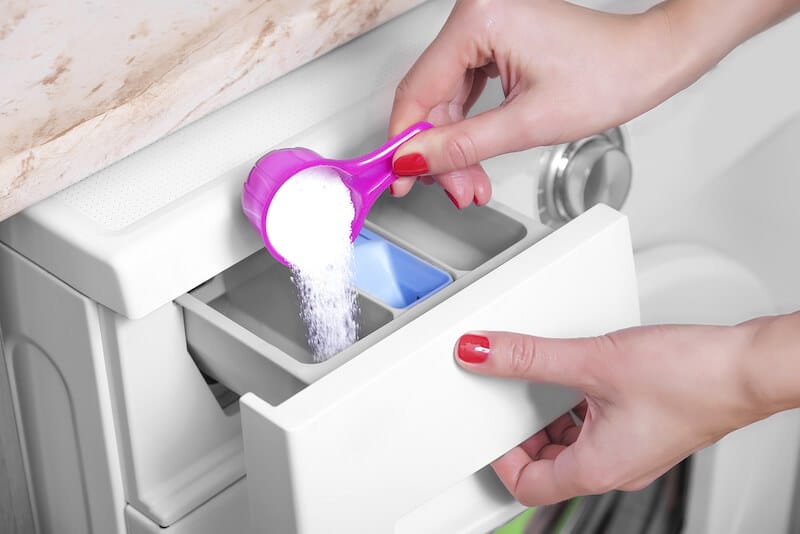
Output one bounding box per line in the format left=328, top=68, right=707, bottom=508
left=393, top=153, right=428, bottom=176
left=457, top=334, right=490, bottom=363
left=472, top=194, right=479, bottom=206
left=445, top=190, right=461, bottom=210
left=389, top=184, right=395, bottom=196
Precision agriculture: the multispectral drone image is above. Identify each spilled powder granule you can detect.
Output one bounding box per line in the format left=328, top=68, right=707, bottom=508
left=265, top=166, right=359, bottom=361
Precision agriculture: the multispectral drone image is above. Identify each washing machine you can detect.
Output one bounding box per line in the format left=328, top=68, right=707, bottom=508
left=1, top=1, right=799, bottom=533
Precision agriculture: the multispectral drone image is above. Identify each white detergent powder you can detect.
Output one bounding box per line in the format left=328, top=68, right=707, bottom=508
left=266, top=166, right=359, bottom=362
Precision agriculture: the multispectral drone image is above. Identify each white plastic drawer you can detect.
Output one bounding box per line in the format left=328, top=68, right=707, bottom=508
left=236, top=204, right=639, bottom=533
left=177, top=184, right=550, bottom=400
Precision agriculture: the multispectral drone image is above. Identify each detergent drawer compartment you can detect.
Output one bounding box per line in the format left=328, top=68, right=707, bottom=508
left=234, top=205, right=640, bottom=534
left=177, top=183, right=549, bottom=403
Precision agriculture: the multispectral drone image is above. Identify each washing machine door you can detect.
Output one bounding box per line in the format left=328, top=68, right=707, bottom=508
left=635, top=243, right=774, bottom=326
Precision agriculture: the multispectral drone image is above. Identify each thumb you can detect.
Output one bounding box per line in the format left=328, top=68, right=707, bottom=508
left=454, top=331, right=602, bottom=390
left=392, top=101, right=532, bottom=177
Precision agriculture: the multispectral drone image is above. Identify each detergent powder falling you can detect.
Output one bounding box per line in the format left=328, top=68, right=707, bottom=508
left=265, top=166, right=359, bottom=361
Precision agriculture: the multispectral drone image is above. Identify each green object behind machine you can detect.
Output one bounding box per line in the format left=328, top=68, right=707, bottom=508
left=493, top=508, right=537, bottom=534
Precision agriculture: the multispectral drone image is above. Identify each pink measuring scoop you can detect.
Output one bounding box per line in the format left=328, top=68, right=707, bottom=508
left=242, top=121, right=432, bottom=266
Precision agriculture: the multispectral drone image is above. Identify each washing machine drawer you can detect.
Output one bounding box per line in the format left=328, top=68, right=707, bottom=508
left=221, top=204, right=640, bottom=533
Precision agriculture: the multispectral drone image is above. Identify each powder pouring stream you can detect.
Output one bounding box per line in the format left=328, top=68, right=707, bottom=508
left=267, top=167, right=359, bottom=361
left=242, top=122, right=432, bottom=361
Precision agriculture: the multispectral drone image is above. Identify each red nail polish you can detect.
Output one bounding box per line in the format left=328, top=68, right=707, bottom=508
left=445, top=190, right=461, bottom=210
left=472, top=194, right=479, bottom=206
left=457, top=334, right=490, bottom=363
left=393, top=153, right=428, bottom=176
left=389, top=184, right=395, bottom=196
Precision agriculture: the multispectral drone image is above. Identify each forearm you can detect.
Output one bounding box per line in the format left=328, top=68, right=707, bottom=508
left=739, top=311, right=800, bottom=419
left=666, top=0, right=800, bottom=62
left=643, top=0, right=800, bottom=103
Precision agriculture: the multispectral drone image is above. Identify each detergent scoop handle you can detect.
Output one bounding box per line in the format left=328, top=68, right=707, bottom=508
left=339, top=121, right=433, bottom=206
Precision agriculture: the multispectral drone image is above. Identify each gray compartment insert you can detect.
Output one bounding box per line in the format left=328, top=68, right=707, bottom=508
left=367, top=186, right=529, bottom=271
left=206, top=252, right=392, bottom=363
left=177, top=184, right=550, bottom=402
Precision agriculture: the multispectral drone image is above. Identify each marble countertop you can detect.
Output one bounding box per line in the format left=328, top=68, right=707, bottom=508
left=0, top=0, right=426, bottom=221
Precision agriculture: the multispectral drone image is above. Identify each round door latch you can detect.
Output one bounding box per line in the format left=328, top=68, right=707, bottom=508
left=537, top=127, right=632, bottom=227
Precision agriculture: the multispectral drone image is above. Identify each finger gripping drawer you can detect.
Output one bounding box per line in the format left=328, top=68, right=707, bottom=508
left=240, top=205, right=640, bottom=533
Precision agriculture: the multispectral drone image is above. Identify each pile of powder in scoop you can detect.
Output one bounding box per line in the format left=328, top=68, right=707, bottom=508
left=265, top=166, right=359, bottom=362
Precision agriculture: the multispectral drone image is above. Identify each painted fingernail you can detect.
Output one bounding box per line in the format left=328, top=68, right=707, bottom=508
left=457, top=334, right=490, bottom=363
left=393, top=153, right=428, bottom=176
left=445, top=190, right=461, bottom=210
left=389, top=184, right=396, bottom=196
left=472, top=194, right=479, bottom=206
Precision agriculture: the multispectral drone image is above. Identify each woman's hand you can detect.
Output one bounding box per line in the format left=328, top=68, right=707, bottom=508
left=453, top=313, right=800, bottom=505
left=388, top=0, right=686, bottom=208
left=388, top=0, right=800, bottom=208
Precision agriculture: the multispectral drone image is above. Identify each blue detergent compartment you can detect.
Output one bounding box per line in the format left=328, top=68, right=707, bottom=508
left=353, top=229, right=452, bottom=309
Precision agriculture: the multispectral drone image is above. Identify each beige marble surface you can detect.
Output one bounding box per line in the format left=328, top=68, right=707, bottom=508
left=0, top=0, right=426, bottom=221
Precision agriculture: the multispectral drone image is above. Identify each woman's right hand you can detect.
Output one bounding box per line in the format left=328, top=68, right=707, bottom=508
left=452, top=312, right=800, bottom=505
left=388, top=0, right=688, bottom=208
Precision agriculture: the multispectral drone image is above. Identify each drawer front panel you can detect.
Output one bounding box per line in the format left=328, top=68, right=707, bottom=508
left=241, top=206, right=640, bottom=533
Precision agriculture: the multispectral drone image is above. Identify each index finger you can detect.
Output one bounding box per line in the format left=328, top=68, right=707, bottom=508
left=456, top=331, right=601, bottom=392
left=389, top=7, right=490, bottom=136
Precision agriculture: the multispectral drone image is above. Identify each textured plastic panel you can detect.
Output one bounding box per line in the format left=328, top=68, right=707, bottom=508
left=52, top=17, right=436, bottom=232
left=0, top=0, right=458, bottom=319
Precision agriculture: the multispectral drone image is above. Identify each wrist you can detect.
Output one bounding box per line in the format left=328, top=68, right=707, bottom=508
left=650, top=0, right=800, bottom=85
left=630, top=5, right=711, bottom=114
left=737, top=312, right=800, bottom=419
